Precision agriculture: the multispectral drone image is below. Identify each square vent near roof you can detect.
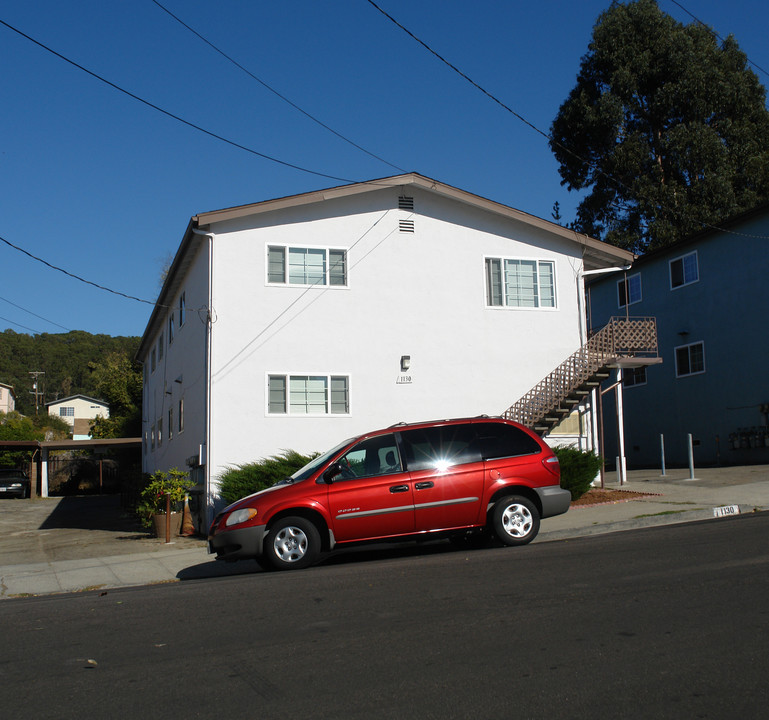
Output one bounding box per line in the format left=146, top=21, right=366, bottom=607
left=399, top=219, right=415, bottom=233
left=398, top=195, right=414, bottom=211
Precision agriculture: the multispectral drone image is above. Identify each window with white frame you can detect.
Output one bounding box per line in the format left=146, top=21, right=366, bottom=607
left=485, top=258, right=556, bottom=308
left=151, top=348, right=156, bottom=373
left=670, top=251, right=698, bottom=289
left=267, top=246, right=347, bottom=287
left=618, top=273, right=642, bottom=307
left=158, top=332, right=164, bottom=362
left=179, top=292, right=186, bottom=326
left=675, top=341, right=705, bottom=377
left=268, top=374, right=349, bottom=415
left=169, top=313, right=175, bottom=344
left=157, top=418, right=163, bottom=447
left=178, top=397, right=184, bottom=433
left=59, top=406, right=75, bottom=417
left=622, top=366, right=647, bottom=387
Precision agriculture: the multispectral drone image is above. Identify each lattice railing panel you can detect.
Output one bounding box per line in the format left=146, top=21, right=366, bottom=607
left=503, top=317, right=658, bottom=430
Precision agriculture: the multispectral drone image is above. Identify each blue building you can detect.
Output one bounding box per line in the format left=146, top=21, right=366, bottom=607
left=587, top=204, right=769, bottom=468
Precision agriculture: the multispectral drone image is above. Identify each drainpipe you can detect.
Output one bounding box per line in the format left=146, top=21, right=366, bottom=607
left=191, top=227, right=215, bottom=528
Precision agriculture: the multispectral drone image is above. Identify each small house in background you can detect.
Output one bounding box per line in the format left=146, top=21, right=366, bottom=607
left=0, top=382, right=15, bottom=414
left=137, top=173, right=633, bottom=529
left=46, top=394, right=110, bottom=440
left=586, top=202, right=769, bottom=468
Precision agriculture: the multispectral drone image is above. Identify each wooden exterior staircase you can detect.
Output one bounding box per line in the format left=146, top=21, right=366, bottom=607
left=503, top=316, right=660, bottom=435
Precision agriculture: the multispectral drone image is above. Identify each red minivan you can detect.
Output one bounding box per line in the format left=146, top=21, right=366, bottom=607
left=208, top=417, right=570, bottom=570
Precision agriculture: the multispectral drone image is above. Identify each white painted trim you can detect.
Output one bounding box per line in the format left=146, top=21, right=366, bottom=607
left=669, top=250, right=699, bottom=290
left=674, top=340, right=706, bottom=378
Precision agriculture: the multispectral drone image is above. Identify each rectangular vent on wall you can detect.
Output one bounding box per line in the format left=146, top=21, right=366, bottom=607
left=399, top=219, right=415, bottom=233
left=398, top=196, right=414, bottom=211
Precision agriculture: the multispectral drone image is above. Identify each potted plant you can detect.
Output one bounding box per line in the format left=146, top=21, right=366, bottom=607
left=137, top=468, right=194, bottom=539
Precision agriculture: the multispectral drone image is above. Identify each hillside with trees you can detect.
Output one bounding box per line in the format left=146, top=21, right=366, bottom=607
left=0, top=329, right=141, bottom=418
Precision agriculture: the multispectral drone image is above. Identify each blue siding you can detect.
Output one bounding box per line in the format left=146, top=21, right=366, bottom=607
left=588, top=208, right=769, bottom=467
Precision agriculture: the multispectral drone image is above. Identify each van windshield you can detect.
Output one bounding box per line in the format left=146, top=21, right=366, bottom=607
left=288, top=438, right=354, bottom=482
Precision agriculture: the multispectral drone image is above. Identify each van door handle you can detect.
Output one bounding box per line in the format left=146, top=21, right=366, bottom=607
left=389, top=485, right=409, bottom=493
left=415, top=481, right=434, bottom=490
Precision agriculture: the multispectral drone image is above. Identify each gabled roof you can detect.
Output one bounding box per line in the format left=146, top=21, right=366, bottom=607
left=193, top=173, right=633, bottom=268
left=45, top=394, right=108, bottom=408
left=138, top=173, right=634, bottom=357
left=624, top=201, right=769, bottom=269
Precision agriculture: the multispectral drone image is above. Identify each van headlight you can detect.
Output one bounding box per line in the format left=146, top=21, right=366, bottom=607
left=225, top=508, right=258, bottom=527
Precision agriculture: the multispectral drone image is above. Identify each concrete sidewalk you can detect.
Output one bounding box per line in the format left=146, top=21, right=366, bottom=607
left=1, top=465, right=768, bottom=599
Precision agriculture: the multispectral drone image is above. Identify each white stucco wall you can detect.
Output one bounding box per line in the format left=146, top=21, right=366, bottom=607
left=204, top=187, right=585, bottom=494
left=0, top=384, right=15, bottom=414
left=47, top=396, right=109, bottom=426
left=142, top=236, right=209, bottom=479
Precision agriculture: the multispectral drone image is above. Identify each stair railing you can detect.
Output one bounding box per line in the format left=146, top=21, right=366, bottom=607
left=503, top=317, right=658, bottom=428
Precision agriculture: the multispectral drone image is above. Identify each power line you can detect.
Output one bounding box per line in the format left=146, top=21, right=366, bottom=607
left=667, top=0, right=769, bottom=79
left=0, top=313, right=42, bottom=335
left=365, top=0, right=769, bottom=244
left=0, top=233, right=159, bottom=305
left=150, top=0, right=405, bottom=173
left=0, top=17, right=357, bottom=185
left=0, top=293, right=72, bottom=331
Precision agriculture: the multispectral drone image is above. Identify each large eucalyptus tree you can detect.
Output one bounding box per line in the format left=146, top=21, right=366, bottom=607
left=550, top=0, right=769, bottom=252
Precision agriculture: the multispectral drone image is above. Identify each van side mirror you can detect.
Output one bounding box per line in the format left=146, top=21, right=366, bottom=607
left=322, top=463, right=343, bottom=483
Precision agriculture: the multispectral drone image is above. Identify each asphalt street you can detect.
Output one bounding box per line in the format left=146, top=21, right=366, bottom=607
left=1, top=512, right=767, bottom=719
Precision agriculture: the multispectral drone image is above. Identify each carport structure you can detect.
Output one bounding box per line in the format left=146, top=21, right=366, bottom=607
left=0, top=438, right=141, bottom=497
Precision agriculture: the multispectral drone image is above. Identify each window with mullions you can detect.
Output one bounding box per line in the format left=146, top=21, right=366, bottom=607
left=268, top=246, right=347, bottom=286
left=268, top=374, right=349, bottom=415
left=618, top=274, right=642, bottom=307
left=670, top=251, right=698, bottom=289
left=622, top=367, right=647, bottom=387
left=485, top=258, right=556, bottom=308
left=675, top=341, right=705, bottom=377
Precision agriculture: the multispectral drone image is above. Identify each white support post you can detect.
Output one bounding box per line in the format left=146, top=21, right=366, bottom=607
left=687, top=434, right=696, bottom=480
left=615, top=368, right=627, bottom=485
left=41, top=446, right=49, bottom=498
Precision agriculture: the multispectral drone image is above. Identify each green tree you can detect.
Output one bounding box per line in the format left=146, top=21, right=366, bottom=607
left=550, top=0, right=769, bottom=252
left=0, top=329, right=140, bottom=416
left=88, top=352, right=143, bottom=438
left=0, top=410, right=69, bottom=466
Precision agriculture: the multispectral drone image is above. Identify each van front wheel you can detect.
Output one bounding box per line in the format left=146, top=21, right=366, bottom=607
left=265, top=517, right=320, bottom=570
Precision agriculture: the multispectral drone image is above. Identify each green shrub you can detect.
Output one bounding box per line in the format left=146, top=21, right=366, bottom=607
left=553, top=446, right=602, bottom=501
left=218, top=450, right=317, bottom=505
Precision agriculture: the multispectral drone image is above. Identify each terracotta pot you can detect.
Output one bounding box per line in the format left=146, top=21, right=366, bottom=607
left=152, top=512, right=182, bottom=540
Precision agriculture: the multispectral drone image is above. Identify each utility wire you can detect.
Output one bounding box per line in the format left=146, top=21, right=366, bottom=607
left=0, top=293, right=72, bottom=331
left=0, top=313, right=42, bottom=335
left=0, top=233, right=159, bottom=305
left=667, top=0, right=769, bottom=79
left=150, top=0, right=405, bottom=173
left=0, top=17, right=356, bottom=184
left=365, top=0, right=769, bottom=243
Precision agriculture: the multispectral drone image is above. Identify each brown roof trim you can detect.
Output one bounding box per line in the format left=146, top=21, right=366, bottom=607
left=193, top=173, right=633, bottom=267
left=138, top=173, right=634, bottom=356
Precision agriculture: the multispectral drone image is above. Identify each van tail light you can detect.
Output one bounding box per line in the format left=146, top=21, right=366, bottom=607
left=542, top=454, right=560, bottom=478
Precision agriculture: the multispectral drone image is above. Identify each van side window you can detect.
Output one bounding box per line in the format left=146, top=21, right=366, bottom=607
left=476, top=422, right=541, bottom=459
left=400, top=425, right=482, bottom=471
left=338, top=434, right=402, bottom=478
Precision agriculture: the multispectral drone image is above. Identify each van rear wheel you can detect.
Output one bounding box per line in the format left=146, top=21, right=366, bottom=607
left=492, top=496, right=540, bottom=546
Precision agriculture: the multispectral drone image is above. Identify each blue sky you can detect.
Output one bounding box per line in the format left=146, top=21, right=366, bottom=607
left=1, top=0, right=767, bottom=338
